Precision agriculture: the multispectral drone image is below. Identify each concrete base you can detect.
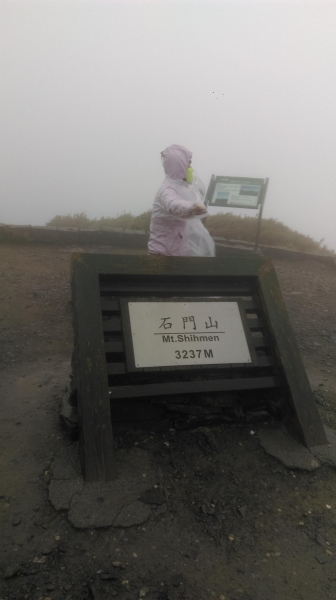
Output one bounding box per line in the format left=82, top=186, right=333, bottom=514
left=258, top=427, right=321, bottom=471
left=49, top=446, right=156, bottom=529
left=311, top=426, right=336, bottom=468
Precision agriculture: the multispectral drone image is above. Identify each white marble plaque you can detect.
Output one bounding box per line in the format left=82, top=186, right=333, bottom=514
left=128, top=302, right=251, bottom=368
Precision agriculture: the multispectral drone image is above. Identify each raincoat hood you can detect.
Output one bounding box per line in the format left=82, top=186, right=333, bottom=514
left=161, top=144, right=192, bottom=181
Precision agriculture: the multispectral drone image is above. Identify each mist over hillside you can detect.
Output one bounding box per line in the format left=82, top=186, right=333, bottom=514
left=46, top=211, right=333, bottom=255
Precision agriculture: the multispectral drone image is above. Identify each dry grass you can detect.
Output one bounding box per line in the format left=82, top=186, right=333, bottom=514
left=46, top=211, right=333, bottom=255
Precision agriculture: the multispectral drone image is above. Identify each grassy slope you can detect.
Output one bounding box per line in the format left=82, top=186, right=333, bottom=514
left=46, top=211, right=333, bottom=255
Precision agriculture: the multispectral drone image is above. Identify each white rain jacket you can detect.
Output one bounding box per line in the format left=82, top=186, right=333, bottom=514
left=148, top=144, right=215, bottom=257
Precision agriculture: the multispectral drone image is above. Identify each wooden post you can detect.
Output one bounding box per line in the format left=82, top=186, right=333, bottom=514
left=257, top=260, right=327, bottom=447
left=254, top=178, right=269, bottom=252
left=72, top=256, right=116, bottom=481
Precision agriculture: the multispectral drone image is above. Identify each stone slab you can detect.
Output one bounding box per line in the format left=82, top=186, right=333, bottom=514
left=258, top=427, right=321, bottom=471
left=49, top=478, right=84, bottom=511
left=311, top=427, right=336, bottom=468
left=113, top=501, right=151, bottom=527
left=67, top=448, right=155, bottom=529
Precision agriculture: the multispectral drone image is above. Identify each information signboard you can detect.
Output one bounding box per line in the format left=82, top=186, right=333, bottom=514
left=126, top=301, right=251, bottom=368
left=204, top=175, right=269, bottom=250
left=205, top=176, right=266, bottom=210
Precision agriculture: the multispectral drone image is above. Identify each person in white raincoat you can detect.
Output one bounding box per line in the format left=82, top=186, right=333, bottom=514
left=148, top=144, right=215, bottom=257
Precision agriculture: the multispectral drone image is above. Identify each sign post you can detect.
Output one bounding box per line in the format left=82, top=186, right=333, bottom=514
left=204, top=175, right=269, bottom=251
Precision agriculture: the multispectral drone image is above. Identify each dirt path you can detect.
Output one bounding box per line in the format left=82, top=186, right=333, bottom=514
left=0, top=243, right=336, bottom=600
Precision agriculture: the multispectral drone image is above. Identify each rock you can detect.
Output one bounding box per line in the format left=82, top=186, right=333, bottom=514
left=316, top=555, right=327, bottom=564
left=171, top=574, right=182, bottom=586
left=46, top=584, right=55, bottom=591
left=68, top=448, right=154, bottom=529
left=4, top=563, right=20, bottom=579
left=197, top=433, right=213, bottom=453
left=89, top=583, right=99, bottom=599
left=139, top=488, right=166, bottom=505
left=199, top=394, right=234, bottom=408
left=174, top=414, right=225, bottom=430
left=201, top=502, right=215, bottom=515
left=311, top=427, right=336, bottom=468
left=316, top=534, right=326, bottom=547
left=49, top=479, right=84, bottom=511
left=113, top=501, right=151, bottom=528
left=42, top=546, right=55, bottom=555
left=140, top=587, right=149, bottom=597
left=33, top=556, right=47, bottom=564
left=100, top=572, right=118, bottom=580
left=238, top=505, right=247, bottom=518
left=152, top=502, right=167, bottom=517
left=11, top=516, right=21, bottom=526
left=258, top=427, right=321, bottom=471
left=246, top=410, right=270, bottom=422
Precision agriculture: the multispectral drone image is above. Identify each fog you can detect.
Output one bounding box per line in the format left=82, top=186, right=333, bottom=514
left=1, top=0, right=336, bottom=250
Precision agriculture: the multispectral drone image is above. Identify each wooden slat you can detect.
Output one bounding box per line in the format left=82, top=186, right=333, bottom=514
left=105, top=341, right=125, bottom=353
left=81, top=253, right=269, bottom=279
left=106, top=362, right=127, bottom=375
left=101, top=296, right=258, bottom=312
left=256, top=356, right=275, bottom=367
left=108, top=376, right=281, bottom=399
left=251, top=336, right=270, bottom=347
left=102, top=319, right=122, bottom=332
left=105, top=355, right=274, bottom=372
left=100, top=299, right=120, bottom=311
left=245, top=307, right=261, bottom=314
left=247, top=318, right=265, bottom=329
left=99, top=281, right=253, bottom=294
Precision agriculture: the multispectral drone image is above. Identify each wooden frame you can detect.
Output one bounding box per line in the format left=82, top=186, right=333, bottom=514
left=71, top=253, right=327, bottom=482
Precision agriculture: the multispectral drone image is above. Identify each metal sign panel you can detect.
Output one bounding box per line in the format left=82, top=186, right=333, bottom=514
left=205, top=175, right=266, bottom=209
left=127, top=301, right=251, bottom=368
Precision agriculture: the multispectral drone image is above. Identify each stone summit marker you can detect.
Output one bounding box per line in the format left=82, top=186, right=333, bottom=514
left=71, top=253, right=327, bottom=482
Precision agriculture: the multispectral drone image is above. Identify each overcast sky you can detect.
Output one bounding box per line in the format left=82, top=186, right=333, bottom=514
left=1, top=0, right=336, bottom=250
